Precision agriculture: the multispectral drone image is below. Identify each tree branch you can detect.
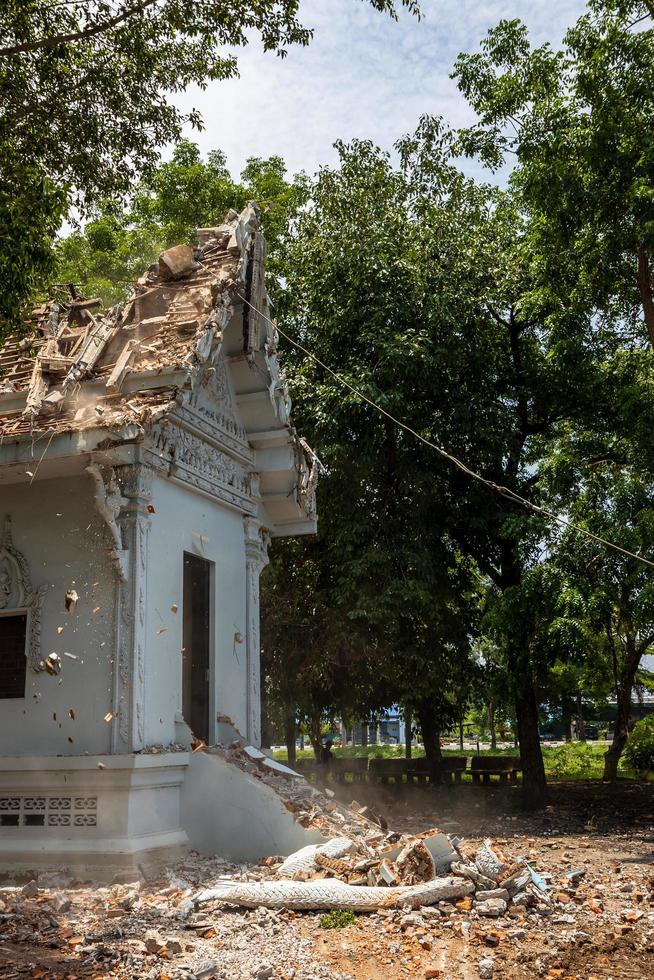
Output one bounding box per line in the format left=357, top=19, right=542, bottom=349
left=0, top=0, right=159, bottom=57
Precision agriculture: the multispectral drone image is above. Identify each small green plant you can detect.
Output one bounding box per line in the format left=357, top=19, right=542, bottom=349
left=319, top=909, right=357, bottom=929
left=625, top=715, right=654, bottom=775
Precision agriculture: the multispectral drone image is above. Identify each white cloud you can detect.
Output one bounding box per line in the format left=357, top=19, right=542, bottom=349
left=175, top=0, right=587, bottom=180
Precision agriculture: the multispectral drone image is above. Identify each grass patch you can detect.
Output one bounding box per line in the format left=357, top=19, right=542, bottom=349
left=274, top=742, right=637, bottom=780
left=541, top=742, right=629, bottom=779
left=319, top=909, right=357, bottom=929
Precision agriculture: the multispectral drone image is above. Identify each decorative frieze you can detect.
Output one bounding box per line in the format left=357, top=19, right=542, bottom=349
left=149, top=420, right=257, bottom=515
left=0, top=795, right=97, bottom=828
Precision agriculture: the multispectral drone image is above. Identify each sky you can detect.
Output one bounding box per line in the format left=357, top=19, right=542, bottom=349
left=176, top=0, right=588, bottom=181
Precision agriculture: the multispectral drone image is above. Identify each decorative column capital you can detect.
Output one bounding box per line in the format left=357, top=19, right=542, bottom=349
left=243, top=516, right=270, bottom=568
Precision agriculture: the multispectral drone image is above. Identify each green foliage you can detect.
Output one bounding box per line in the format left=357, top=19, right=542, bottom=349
left=625, top=715, right=654, bottom=774
left=273, top=743, right=628, bottom=780
left=453, top=2, right=654, bottom=350
left=319, top=910, right=357, bottom=929
left=0, top=155, right=66, bottom=325
left=0, top=0, right=417, bottom=326
left=544, top=742, right=618, bottom=780
left=53, top=141, right=308, bottom=306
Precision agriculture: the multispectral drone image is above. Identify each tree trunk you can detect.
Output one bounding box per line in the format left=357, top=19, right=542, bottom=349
left=488, top=702, right=497, bottom=750
left=637, top=244, right=654, bottom=351
left=284, top=715, right=296, bottom=766
left=458, top=718, right=464, bottom=751
left=417, top=706, right=442, bottom=770
left=308, top=715, right=322, bottom=759
left=498, top=540, right=548, bottom=807
left=562, top=698, right=573, bottom=743
left=361, top=722, right=368, bottom=747
left=514, top=673, right=548, bottom=809
left=404, top=710, right=413, bottom=759
left=576, top=691, right=585, bottom=740
left=604, top=641, right=641, bottom=781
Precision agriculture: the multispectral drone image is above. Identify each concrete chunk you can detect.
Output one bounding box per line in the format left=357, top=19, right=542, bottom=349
left=475, top=888, right=510, bottom=903
left=158, top=244, right=197, bottom=280
left=474, top=897, right=507, bottom=917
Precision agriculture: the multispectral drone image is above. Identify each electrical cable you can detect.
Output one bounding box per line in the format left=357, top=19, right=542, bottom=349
left=239, top=292, right=654, bottom=571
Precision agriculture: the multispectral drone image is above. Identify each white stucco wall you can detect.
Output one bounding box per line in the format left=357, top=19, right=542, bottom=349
left=0, top=475, right=116, bottom=757
left=182, top=751, right=323, bottom=860
left=143, top=475, right=248, bottom=746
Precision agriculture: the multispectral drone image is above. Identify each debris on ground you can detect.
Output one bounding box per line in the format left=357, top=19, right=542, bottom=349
left=0, top=782, right=652, bottom=979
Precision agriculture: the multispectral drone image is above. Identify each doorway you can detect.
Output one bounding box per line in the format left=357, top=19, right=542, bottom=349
left=182, top=553, right=212, bottom=742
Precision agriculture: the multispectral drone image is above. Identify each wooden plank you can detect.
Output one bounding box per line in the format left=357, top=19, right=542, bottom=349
left=105, top=340, right=140, bottom=393
left=64, top=314, right=119, bottom=384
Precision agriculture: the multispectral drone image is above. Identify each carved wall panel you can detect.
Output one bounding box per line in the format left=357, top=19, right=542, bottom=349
left=0, top=516, right=47, bottom=671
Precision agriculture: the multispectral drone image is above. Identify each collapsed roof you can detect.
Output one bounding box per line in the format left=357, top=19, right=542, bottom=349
left=0, top=204, right=317, bottom=535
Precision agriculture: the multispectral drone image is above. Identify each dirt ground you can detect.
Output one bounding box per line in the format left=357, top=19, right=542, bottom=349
left=0, top=780, right=652, bottom=980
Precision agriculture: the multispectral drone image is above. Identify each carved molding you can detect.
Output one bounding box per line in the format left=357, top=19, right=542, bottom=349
left=112, top=465, right=152, bottom=750
left=149, top=420, right=257, bottom=515
left=263, top=341, right=292, bottom=426
left=86, top=463, right=129, bottom=580
left=244, top=516, right=270, bottom=747
left=296, top=438, right=319, bottom=522
left=0, top=516, right=47, bottom=671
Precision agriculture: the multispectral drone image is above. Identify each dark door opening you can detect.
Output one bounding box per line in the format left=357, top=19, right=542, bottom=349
left=182, top=553, right=212, bottom=742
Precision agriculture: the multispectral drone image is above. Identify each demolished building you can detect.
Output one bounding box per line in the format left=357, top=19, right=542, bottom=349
left=0, top=205, right=319, bottom=874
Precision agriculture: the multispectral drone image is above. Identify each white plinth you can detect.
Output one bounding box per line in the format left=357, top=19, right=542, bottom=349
left=0, top=753, right=189, bottom=877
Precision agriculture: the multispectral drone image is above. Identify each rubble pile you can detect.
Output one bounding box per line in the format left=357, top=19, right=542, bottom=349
left=194, top=832, right=548, bottom=913
left=202, top=742, right=385, bottom=840
left=194, top=743, right=551, bottom=913
left=0, top=824, right=652, bottom=979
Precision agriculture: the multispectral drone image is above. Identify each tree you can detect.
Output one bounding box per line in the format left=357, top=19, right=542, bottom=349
left=53, top=141, right=308, bottom=306
left=260, top=537, right=390, bottom=763
left=544, top=466, right=654, bottom=778
left=0, top=0, right=419, bottom=327
left=453, top=2, right=654, bottom=351
left=278, top=117, right=650, bottom=807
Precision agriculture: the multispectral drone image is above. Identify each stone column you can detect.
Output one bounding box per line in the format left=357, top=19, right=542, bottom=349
left=244, top=516, right=270, bottom=747
left=112, top=464, right=153, bottom=754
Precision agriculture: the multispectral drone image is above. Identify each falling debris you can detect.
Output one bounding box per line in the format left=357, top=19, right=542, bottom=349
left=104, top=711, right=114, bottom=723
left=64, top=589, right=78, bottom=612
left=43, top=653, right=61, bottom=675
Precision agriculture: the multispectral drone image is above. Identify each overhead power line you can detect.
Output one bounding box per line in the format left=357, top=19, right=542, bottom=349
left=239, top=292, right=654, bottom=571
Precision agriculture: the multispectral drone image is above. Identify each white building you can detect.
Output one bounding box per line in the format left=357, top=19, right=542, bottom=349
left=0, top=206, right=318, bottom=874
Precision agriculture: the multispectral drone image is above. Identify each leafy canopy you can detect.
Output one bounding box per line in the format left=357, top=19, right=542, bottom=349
left=53, top=141, right=308, bottom=306
left=0, top=0, right=419, bottom=326
left=453, top=1, right=654, bottom=350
